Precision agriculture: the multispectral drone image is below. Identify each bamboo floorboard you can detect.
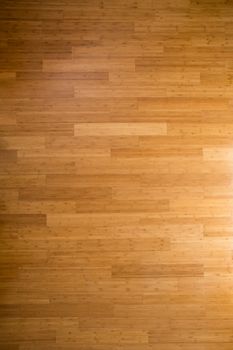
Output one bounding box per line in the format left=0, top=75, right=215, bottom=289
left=0, top=0, right=233, bottom=349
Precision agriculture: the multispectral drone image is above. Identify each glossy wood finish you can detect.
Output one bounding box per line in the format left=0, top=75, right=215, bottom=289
left=1, top=0, right=233, bottom=349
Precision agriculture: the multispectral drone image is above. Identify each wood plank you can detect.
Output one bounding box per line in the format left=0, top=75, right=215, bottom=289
left=112, top=264, right=204, bottom=278
left=75, top=123, right=167, bottom=136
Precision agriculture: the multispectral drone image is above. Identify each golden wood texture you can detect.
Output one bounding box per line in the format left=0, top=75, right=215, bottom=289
left=1, top=0, right=233, bottom=349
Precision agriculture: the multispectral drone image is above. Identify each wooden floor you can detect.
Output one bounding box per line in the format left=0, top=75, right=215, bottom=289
left=1, top=0, right=233, bottom=349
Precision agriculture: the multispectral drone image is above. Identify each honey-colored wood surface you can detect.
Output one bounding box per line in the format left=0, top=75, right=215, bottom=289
left=1, top=0, right=233, bottom=349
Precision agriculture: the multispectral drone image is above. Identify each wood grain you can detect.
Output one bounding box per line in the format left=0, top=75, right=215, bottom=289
left=1, top=0, right=233, bottom=349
